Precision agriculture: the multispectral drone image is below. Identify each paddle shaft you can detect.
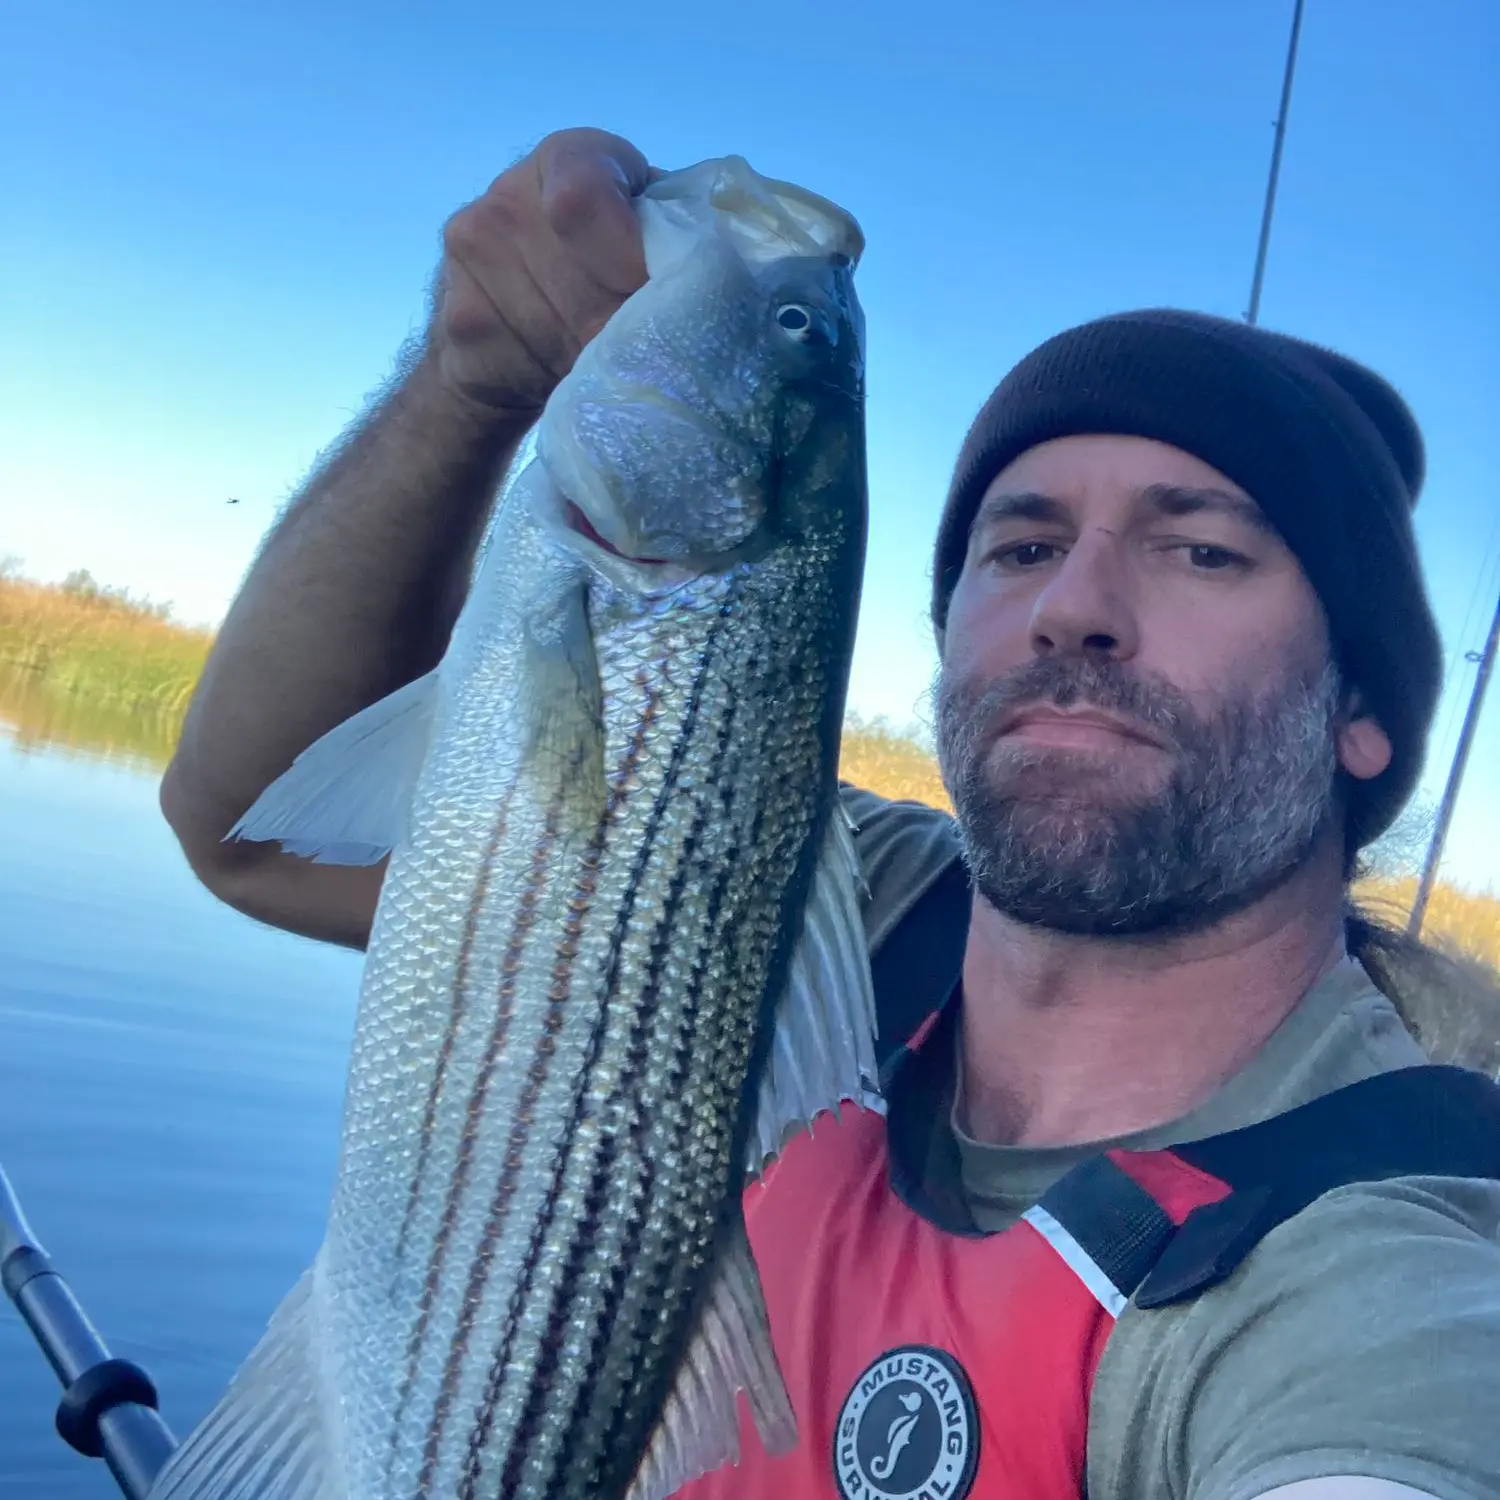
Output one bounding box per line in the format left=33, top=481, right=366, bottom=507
left=0, top=1162, right=177, bottom=1498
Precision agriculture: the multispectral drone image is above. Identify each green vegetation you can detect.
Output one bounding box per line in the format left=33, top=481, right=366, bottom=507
left=0, top=665, right=187, bottom=769
left=0, top=564, right=211, bottom=768
left=839, top=713, right=952, bottom=811
left=0, top=562, right=211, bottom=719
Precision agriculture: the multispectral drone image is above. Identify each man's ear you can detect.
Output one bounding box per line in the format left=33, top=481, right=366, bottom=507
left=1337, top=686, right=1393, bottom=782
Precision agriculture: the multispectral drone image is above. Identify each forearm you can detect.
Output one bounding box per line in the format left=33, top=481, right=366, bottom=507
left=161, top=348, right=526, bottom=919
left=160, top=128, right=654, bottom=945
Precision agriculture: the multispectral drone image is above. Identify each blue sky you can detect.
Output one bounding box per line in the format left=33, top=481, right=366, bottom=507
left=3, top=0, right=1497, bottom=890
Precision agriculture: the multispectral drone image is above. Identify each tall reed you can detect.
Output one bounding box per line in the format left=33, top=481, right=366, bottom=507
left=0, top=569, right=211, bottom=717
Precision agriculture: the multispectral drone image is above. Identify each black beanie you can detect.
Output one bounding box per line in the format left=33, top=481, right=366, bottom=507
left=931, top=308, right=1443, bottom=852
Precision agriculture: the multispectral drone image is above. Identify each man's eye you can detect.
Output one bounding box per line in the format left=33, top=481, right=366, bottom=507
left=1183, top=544, right=1249, bottom=571
left=993, top=541, right=1062, bottom=569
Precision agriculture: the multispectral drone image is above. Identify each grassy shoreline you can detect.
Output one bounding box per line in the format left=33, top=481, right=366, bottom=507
left=3, top=571, right=1496, bottom=966
left=0, top=570, right=212, bottom=715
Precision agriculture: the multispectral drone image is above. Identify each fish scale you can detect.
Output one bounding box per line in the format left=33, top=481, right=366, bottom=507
left=378, top=564, right=741, bottom=1488
left=517, top=565, right=833, bottom=1498
left=151, top=156, right=871, bottom=1500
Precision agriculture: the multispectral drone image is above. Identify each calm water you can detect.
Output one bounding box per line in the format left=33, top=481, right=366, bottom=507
left=0, top=730, right=364, bottom=1493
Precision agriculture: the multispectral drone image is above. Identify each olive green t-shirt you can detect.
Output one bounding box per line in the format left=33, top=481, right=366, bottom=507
left=840, top=785, right=1500, bottom=1500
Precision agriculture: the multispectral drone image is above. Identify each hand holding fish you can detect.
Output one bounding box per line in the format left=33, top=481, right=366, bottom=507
left=430, top=128, right=655, bottom=418
left=161, top=128, right=657, bottom=933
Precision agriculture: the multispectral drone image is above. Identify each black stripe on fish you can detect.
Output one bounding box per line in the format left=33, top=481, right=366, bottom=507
left=384, top=787, right=523, bottom=1485
left=442, top=681, right=660, bottom=1496
left=394, top=669, right=657, bottom=1494
left=502, top=742, right=735, bottom=1490
left=409, top=786, right=569, bottom=1493
left=394, top=789, right=516, bottom=1265
left=582, top=625, right=837, bottom=1479
left=462, top=601, right=736, bottom=1499
left=581, top=768, right=745, bottom=1476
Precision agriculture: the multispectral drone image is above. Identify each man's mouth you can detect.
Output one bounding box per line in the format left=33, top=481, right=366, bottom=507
left=996, top=706, right=1166, bottom=751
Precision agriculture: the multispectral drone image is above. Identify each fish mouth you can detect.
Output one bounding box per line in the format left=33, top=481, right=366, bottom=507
left=562, top=500, right=671, bottom=567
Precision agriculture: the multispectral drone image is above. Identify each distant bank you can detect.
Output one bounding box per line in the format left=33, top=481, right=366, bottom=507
left=0, top=566, right=211, bottom=712
left=1, top=567, right=1494, bottom=969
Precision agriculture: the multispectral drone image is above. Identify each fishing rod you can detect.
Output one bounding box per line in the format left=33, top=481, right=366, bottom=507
left=1236, top=0, right=1499, bottom=934
left=0, top=1159, right=177, bottom=1497
left=1246, top=0, right=1306, bottom=326
left=1408, top=585, right=1500, bottom=937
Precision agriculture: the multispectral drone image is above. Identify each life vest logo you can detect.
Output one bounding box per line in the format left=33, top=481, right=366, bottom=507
left=832, top=1344, right=979, bottom=1500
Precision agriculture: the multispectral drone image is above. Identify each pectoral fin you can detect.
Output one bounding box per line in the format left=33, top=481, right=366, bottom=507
left=747, top=804, right=881, bottom=1173
left=626, top=1209, right=795, bottom=1500
left=227, top=670, right=441, bottom=866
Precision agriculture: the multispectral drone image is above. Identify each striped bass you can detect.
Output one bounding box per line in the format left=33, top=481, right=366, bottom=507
left=150, top=156, right=873, bottom=1500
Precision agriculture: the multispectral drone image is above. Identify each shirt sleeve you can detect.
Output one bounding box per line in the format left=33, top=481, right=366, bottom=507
left=1086, top=1175, right=1500, bottom=1500
left=838, top=783, right=960, bottom=953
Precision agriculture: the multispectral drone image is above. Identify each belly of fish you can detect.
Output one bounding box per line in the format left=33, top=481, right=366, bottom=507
left=322, top=562, right=842, bottom=1500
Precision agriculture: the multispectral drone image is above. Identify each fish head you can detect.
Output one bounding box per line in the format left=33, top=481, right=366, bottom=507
left=533, top=155, right=865, bottom=588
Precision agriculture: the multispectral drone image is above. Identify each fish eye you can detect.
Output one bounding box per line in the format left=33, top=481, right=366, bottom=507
left=775, top=303, right=824, bottom=344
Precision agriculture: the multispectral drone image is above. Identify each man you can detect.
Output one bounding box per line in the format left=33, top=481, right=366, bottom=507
left=161, top=130, right=1500, bottom=1499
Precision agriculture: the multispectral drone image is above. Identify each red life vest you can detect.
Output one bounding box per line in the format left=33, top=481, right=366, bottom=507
left=674, top=1001, right=1500, bottom=1500
left=676, top=1105, right=1231, bottom=1500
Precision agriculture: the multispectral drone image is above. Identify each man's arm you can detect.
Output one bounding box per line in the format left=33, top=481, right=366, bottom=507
left=160, top=357, right=519, bottom=947
left=160, top=129, right=653, bottom=948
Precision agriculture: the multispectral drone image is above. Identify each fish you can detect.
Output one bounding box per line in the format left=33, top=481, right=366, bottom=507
left=148, top=156, right=874, bottom=1500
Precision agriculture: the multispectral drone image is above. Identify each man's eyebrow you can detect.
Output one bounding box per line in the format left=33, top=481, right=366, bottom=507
left=1140, top=483, right=1275, bottom=534
left=972, top=491, right=1073, bottom=530
left=973, top=484, right=1276, bottom=539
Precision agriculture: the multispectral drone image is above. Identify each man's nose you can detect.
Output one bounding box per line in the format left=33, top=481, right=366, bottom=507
left=1028, top=530, right=1140, bottom=660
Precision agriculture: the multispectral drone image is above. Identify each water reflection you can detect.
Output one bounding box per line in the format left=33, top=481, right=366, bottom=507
left=0, top=713, right=360, bottom=1495
left=0, top=668, right=184, bottom=771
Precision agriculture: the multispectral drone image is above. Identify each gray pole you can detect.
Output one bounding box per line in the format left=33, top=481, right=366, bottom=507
left=1408, top=587, right=1500, bottom=936
left=2, top=1162, right=177, bottom=1496
left=1246, top=0, right=1306, bottom=325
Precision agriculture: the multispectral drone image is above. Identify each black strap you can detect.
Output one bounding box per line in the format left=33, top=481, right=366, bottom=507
left=1033, top=1065, right=1500, bottom=1313
left=885, top=999, right=986, bottom=1236
left=1035, top=1155, right=1178, bottom=1301
left=1135, top=1063, right=1500, bottom=1307
left=870, top=853, right=970, bottom=1082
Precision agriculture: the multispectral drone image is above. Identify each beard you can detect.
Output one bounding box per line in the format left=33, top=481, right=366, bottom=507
left=934, top=653, right=1343, bottom=937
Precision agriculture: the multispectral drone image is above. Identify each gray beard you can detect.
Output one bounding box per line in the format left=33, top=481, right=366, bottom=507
left=934, top=654, right=1343, bottom=937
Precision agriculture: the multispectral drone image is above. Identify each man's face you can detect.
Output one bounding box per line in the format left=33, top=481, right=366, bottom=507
left=935, top=434, right=1391, bottom=936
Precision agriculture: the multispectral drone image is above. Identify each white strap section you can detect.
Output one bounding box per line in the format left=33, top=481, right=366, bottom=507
left=1022, top=1204, right=1128, bottom=1319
